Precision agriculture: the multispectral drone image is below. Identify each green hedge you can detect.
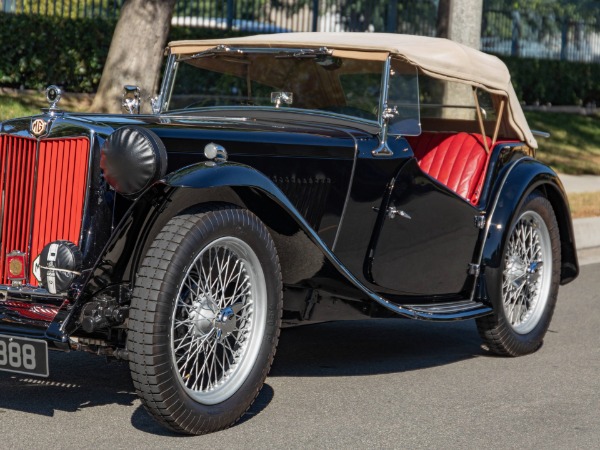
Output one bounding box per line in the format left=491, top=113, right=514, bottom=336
left=1, top=12, right=599, bottom=104
left=495, top=55, right=600, bottom=106
left=0, top=12, right=244, bottom=93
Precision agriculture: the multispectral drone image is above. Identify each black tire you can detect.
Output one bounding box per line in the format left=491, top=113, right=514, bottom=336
left=127, top=205, right=282, bottom=435
left=476, top=193, right=561, bottom=356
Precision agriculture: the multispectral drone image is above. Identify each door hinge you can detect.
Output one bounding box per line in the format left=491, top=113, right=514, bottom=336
left=474, top=215, right=486, bottom=229
left=467, top=263, right=480, bottom=276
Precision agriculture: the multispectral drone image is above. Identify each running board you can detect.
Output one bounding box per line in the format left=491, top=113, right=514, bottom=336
left=398, top=300, right=493, bottom=321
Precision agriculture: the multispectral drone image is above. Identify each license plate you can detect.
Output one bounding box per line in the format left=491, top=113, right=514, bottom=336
left=0, top=334, right=49, bottom=377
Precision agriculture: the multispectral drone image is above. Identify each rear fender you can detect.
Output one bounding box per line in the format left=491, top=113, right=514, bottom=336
left=478, top=158, right=578, bottom=305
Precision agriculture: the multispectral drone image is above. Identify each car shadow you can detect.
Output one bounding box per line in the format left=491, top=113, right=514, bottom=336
left=0, top=351, right=135, bottom=417
left=0, top=318, right=485, bottom=431
left=270, top=318, right=486, bottom=377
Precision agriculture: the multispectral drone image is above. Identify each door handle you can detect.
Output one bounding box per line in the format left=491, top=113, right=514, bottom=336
left=372, top=206, right=412, bottom=220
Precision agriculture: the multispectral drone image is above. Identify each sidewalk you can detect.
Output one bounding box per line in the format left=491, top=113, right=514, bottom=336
left=559, top=173, right=600, bottom=194
left=559, top=173, right=600, bottom=265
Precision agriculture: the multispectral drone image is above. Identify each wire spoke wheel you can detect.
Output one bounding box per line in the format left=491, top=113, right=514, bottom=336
left=476, top=193, right=560, bottom=356
left=127, top=206, right=282, bottom=435
left=502, top=211, right=552, bottom=334
left=171, top=237, right=267, bottom=405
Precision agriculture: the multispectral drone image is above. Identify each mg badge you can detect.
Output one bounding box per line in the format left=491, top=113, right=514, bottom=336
left=31, top=118, right=47, bottom=137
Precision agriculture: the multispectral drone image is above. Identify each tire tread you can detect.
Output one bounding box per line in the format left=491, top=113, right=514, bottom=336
left=127, top=204, right=282, bottom=434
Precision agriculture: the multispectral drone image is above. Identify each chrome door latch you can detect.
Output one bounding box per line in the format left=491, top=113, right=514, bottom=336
left=373, top=206, right=412, bottom=220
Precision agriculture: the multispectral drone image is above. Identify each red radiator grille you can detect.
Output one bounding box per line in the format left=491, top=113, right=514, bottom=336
left=0, top=135, right=90, bottom=286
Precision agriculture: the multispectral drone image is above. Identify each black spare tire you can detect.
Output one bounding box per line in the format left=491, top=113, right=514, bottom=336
left=101, top=126, right=168, bottom=197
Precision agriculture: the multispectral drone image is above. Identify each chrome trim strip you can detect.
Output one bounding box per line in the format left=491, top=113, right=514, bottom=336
left=378, top=56, right=391, bottom=129
left=164, top=105, right=381, bottom=129
left=531, top=129, right=551, bottom=138
left=401, top=300, right=493, bottom=318
left=158, top=54, right=178, bottom=113
left=78, top=130, right=96, bottom=247
left=371, top=56, right=393, bottom=157
left=0, top=283, right=65, bottom=299
left=0, top=134, right=8, bottom=249
left=26, top=137, right=41, bottom=264
left=331, top=132, right=359, bottom=252
left=468, top=157, right=534, bottom=301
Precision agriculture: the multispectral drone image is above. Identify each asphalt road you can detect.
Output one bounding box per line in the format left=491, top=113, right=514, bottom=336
left=1, top=261, right=598, bottom=449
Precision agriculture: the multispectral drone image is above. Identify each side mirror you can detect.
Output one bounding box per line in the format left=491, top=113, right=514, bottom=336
left=122, top=85, right=141, bottom=114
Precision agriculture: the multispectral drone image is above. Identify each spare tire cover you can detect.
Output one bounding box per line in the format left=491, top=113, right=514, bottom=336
left=101, top=126, right=168, bottom=197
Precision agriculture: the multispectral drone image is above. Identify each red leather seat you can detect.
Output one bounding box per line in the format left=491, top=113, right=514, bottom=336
left=406, top=132, right=491, bottom=205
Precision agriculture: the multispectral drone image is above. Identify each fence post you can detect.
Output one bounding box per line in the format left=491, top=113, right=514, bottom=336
left=2, top=0, right=16, bottom=13
left=561, top=20, right=569, bottom=60
left=386, top=0, right=398, bottom=33
left=511, top=10, right=521, bottom=56
left=312, top=0, right=319, bottom=32
left=227, top=0, right=234, bottom=30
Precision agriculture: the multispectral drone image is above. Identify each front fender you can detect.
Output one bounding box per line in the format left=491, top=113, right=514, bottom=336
left=78, top=161, right=304, bottom=292
left=480, top=158, right=578, bottom=298
left=63, top=161, right=328, bottom=334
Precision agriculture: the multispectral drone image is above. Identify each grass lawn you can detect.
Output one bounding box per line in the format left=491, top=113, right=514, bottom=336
left=0, top=90, right=91, bottom=120
left=525, top=111, right=600, bottom=176
left=567, top=191, right=600, bottom=219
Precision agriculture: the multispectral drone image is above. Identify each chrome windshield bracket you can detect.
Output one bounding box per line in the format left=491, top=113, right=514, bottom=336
left=122, top=85, right=141, bottom=114
left=474, top=214, right=487, bottom=229
left=182, top=44, right=244, bottom=61
left=468, top=263, right=481, bottom=276
left=275, top=47, right=332, bottom=59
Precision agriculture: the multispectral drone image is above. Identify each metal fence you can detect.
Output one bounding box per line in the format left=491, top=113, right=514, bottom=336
left=152, top=0, right=436, bottom=35
left=482, top=7, right=600, bottom=62
left=1, top=0, right=436, bottom=33
left=2, top=0, right=600, bottom=62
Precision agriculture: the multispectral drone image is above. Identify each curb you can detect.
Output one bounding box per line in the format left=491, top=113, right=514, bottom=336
left=573, top=217, right=600, bottom=250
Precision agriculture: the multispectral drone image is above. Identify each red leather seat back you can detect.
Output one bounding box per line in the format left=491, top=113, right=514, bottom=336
left=406, top=132, right=491, bottom=205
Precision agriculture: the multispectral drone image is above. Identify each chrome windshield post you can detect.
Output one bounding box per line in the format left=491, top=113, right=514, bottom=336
left=372, top=56, right=394, bottom=157
left=156, top=53, right=178, bottom=113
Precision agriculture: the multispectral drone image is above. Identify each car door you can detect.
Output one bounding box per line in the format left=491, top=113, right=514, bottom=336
left=367, top=158, right=481, bottom=296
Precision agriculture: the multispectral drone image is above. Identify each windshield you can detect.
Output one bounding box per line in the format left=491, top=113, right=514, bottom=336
left=164, top=50, right=385, bottom=122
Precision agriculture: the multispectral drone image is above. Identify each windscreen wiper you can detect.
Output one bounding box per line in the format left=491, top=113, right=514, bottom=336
left=180, top=45, right=245, bottom=61
left=275, top=47, right=332, bottom=59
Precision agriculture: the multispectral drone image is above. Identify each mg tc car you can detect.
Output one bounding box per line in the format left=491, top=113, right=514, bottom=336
left=0, top=33, right=578, bottom=434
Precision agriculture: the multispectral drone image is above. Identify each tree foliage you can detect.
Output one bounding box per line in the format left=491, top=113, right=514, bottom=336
left=16, top=0, right=122, bottom=18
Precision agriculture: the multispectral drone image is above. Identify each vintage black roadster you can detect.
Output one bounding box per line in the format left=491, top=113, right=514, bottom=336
left=0, top=33, right=578, bottom=434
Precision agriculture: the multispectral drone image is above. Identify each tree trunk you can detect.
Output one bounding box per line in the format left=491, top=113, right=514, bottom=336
left=90, top=0, right=177, bottom=113
left=436, top=0, right=451, bottom=38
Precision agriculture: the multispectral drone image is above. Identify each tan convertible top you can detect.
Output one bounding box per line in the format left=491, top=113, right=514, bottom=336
left=169, top=33, right=536, bottom=148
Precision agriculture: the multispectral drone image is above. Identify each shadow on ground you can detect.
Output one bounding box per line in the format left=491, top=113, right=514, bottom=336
left=0, top=318, right=485, bottom=433
left=0, top=351, right=134, bottom=416
left=271, top=318, right=484, bottom=377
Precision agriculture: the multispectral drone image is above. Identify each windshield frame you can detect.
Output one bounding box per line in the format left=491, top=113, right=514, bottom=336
left=157, top=47, right=396, bottom=129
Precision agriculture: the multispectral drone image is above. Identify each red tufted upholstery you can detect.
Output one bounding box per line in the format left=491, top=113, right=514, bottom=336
left=406, top=132, right=492, bottom=205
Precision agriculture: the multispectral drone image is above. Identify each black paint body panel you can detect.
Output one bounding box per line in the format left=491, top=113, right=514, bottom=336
left=0, top=112, right=579, bottom=344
